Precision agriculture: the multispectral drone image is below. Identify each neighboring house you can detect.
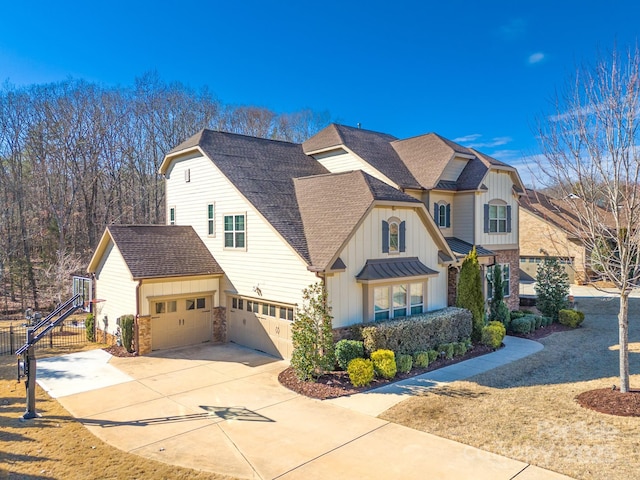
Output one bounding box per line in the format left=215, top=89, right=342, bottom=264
left=88, top=124, right=525, bottom=359
left=519, top=188, right=593, bottom=284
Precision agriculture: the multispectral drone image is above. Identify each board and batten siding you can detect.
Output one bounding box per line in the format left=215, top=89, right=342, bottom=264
left=429, top=192, right=455, bottom=237
left=476, top=170, right=519, bottom=248
left=326, top=205, right=448, bottom=328
left=93, top=241, right=138, bottom=336
left=453, top=193, right=474, bottom=244
left=440, top=158, right=469, bottom=182
left=165, top=154, right=317, bottom=308
left=139, top=278, right=220, bottom=316
left=312, top=150, right=399, bottom=189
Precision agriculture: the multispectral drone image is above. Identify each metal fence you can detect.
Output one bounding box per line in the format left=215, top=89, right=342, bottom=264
left=0, top=322, right=88, bottom=355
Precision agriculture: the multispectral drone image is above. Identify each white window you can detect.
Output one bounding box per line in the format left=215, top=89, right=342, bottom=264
left=207, top=203, right=215, bottom=236
left=169, top=206, right=176, bottom=225
left=185, top=168, right=191, bottom=183
left=374, top=282, right=425, bottom=321
left=224, top=214, right=246, bottom=248
left=389, top=221, right=399, bottom=253
left=489, top=204, right=507, bottom=233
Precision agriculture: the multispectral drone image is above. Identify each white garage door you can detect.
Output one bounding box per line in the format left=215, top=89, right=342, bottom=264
left=227, top=297, right=293, bottom=359
left=151, top=295, right=213, bottom=350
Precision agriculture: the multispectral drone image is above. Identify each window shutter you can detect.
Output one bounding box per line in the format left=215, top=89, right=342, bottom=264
left=484, top=204, right=490, bottom=233
left=399, top=221, right=406, bottom=252
left=433, top=203, right=438, bottom=221
left=446, top=204, right=451, bottom=228
left=382, top=220, right=389, bottom=253
left=506, top=205, right=512, bottom=232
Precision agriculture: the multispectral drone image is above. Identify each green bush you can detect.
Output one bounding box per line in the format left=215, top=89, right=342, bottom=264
left=361, top=307, right=472, bottom=355
left=456, top=247, right=486, bottom=342
left=510, top=310, right=526, bottom=320
left=371, top=349, right=397, bottom=379
left=510, top=316, right=532, bottom=335
left=347, top=358, right=374, bottom=387
left=535, top=257, right=570, bottom=320
left=427, top=349, right=439, bottom=363
left=121, top=314, right=135, bottom=352
left=453, top=341, right=468, bottom=357
left=558, top=309, right=585, bottom=328
left=481, top=321, right=506, bottom=349
left=533, top=315, right=543, bottom=330
left=335, top=339, right=365, bottom=371
left=85, top=313, right=95, bottom=342
left=396, top=353, right=413, bottom=374
left=413, top=351, right=430, bottom=368
left=541, top=316, right=553, bottom=327
left=438, top=343, right=455, bottom=360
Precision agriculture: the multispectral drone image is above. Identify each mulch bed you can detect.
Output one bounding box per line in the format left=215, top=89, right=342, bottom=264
left=103, top=345, right=137, bottom=357
left=278, top=344, right=495, bottom=400
left=576, top=388, right=640, bottom=417
left=510, top=322, right=575, bottom=340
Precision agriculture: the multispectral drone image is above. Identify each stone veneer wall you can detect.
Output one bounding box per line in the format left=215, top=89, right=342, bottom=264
left=95, top=327, right=118, bottom=347
left=212, top=306, right=226, bottom=342
left=494, top=248, right=520, bottom=311
left=136, top=315, right=152, bottom=355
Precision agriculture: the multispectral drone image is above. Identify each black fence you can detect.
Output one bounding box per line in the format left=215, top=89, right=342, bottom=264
left=0, top=322, right=88, bottom=355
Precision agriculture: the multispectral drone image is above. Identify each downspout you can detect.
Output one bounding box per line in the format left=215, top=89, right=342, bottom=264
left=135, top=280, right=142, bottom=353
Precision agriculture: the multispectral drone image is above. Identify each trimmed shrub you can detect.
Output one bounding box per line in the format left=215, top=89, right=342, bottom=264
left=335, top=339, right=365, bottom=371
left=541, top=316, right=553, bottom=327
left=347, top=358, right=374, bottom=387
left=371, top=349, right=397, bottom=379
left=481, top=321, right=506, bottom=349
left=438, top=343, right=455, bottom=360
left=510, top=310, right=526, bottom=320
left=396, top=353, right=413, bottom=374
left=510, top=316, right=532, bottom=335
left=85, top=313, right=95, bottom=342
left=362, top=307, right=472, bottom=355
left=121, top=314, right=135, bottom=352
left=413, top=351, right=430, bottom=368
left=427, top=349, right=439, bottom=363
left=453, top=341, right=468, bottom=357
left=558, top=309, right=585, bottom=328
left=533, top=315, right=543, bottom=330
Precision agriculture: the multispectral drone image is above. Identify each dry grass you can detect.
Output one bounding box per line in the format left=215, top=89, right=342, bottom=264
left=381, top=296, right=640, bottom=480
left=0, top=345, right=237, bottom=480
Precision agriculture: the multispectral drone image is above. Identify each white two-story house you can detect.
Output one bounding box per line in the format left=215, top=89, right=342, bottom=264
left=88, top=124, right=524, bottom=359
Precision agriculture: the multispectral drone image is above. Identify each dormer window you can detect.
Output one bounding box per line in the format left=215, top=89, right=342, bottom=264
left=484, top=200, right=512, bottom=233
left=434, top=202, right=451, bottom=228
left=382, top=217, right=406, bottom=254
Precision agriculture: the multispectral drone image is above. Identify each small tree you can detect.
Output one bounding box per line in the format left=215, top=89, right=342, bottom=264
left=121, top=314, right=135, bottom=353
left=535, top=256, right=570, bottom=321
left=291, top=282, right=335, bottom=381
left=488, top=264, right=510, bottom=328
left=456, top=247, right=485, bottom=342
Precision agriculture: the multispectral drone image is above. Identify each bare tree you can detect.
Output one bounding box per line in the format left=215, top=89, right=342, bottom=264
left=536, top=45, right=640, bottom=392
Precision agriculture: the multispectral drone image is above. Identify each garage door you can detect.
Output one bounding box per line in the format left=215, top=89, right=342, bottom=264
left=151, top=295, right=213, bottom=350
left=227, top=297, right=293, bottom=359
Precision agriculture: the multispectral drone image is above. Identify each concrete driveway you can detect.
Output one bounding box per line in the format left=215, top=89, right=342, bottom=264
left=40, top=343, right=571, bottom=480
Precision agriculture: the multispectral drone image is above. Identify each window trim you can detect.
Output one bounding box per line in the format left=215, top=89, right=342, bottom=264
left=434, top=202, right=451, bottom=228
left=382, top=217, right=406, bottom=254
left=484, top=200, right=512, bottom=234
left=207, top=203, right=215, bottom=237
left=169, top=206, right=176, bottom=225
left=224, top=213, right=247, bottom=250
left=369, top=280, right=427, bottom=322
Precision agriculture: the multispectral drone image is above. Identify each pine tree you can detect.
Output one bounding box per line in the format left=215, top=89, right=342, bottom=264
left=456, top=247, right=485, bottom=342
left=488, top=264, right=510, bottom=328
left=535, top=256, right=569, bottom=321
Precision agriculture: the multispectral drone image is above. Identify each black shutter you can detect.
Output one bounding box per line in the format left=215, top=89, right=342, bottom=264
left=382, top=220, right=389, bottom=253
left=433, top=203, right=438, bottom=223
left=399, top=221, right=406, bottom=252
left=506, top=205, right=512, bottom=232
left=446, top=204, right=451, bottom=228
left=484, top=204, right=490, bottom=233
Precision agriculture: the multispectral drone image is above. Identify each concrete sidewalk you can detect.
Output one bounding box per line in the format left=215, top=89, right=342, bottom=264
left=37, top=342, right=571, bottom=480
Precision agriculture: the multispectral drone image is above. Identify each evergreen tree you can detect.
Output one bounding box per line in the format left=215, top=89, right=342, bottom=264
left=456, top=247, right=485, bottom=342
left=535, top=256, right=570, bottom=321
left=488, top=264, right=510, bottom=328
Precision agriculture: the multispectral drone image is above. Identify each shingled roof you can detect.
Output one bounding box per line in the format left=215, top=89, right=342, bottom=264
left=519, top=189, right=597, bottom=237
left=167, top=129, right=329, bottom=264
left=294, top=170, right=422, bottom=271
left=302, top=124, right=422, bottom=189
left=94, top=225, right=223, bottom=279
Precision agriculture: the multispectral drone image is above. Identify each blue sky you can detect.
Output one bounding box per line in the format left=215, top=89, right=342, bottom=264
left=1, top=1, right=639, bottom=183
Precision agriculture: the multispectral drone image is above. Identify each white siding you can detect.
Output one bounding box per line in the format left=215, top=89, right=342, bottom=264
left=139, top=277, right=220, bottom=316
left=94, top=241, right=137, bottom=335
left=165, top=154, right=317, bottom=310
left=476, top=170, right=519, bottom=248
left=429, top=192, right=455, bottom=237
left=326, top=206, right=448, bottom=328
left=453, top=193, right=475, bottom=243
left=313, top=150, right=399, bottom=189
left=440, top=158, right=469, bottom=182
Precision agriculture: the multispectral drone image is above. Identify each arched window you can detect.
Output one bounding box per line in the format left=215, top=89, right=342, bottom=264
left=484, top=200, right=511, bottom=233
left=433, top=202, right=451, bottom=228
left=382, top=217, right=406, bottom=253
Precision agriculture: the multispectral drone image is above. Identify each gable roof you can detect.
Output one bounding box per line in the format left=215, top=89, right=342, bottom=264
left=163, top=129, right=329, bottom=264
left=302, top=124, right=422, bottom=189
left=294, top=170, right=423, bottom=271
left=88, top=225, right=223, bottom=279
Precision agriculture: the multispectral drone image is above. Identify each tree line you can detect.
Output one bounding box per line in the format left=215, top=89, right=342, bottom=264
left=0, top=72, right=330, bottom=312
